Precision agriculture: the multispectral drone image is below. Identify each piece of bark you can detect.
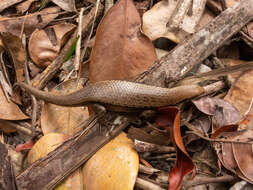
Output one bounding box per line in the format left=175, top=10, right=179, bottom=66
left=0, top=142, right=17, bottom=190
left=16, top=1, right=253, bottom=190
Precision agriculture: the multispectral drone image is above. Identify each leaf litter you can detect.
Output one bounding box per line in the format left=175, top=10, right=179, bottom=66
left=0, top=0, right=253, bottom=190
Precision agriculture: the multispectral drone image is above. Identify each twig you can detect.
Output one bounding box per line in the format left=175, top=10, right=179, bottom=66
left=74, top=8, right=84, bottom=73
left=80, top=0, right=102, bottom=68
left=22, top=34, right=38, bottom=129
left=139, top=164, right=160, bottom=175
left=183, top=175, right=235, bottom=189
left=135, top=177, right=166, bottom=190
left=134, top=139, right=175, bottom=153
left=0, top=120, right=33, bottom=136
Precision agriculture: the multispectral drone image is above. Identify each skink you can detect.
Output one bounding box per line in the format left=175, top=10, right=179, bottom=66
left=16, top=80, right=204, bottom=110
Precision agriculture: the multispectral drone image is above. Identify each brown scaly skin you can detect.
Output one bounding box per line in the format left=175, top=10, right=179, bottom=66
left=16, top=80, right=204, bottom=110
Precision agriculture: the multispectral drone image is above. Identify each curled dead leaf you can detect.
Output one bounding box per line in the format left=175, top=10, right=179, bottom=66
left=0, top=85, right=28, bottom=120
left=29, top=23, right=76, bottom=68
left=156, top=107, right=195, bottom=190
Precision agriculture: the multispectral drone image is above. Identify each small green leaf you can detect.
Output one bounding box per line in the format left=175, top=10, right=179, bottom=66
left=64, top=35, right=80, bottom=62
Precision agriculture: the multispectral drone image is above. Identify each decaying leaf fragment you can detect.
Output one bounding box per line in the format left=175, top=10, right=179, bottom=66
left=0, top=85, right=28, bottom=120
left=0, top=32, right=26, bottom=83
left=142, top=0, right=214, bottom=43
left=224, top=60, right=253, bottom=129
left=0, top=0, right=24, bottom=12
left=90, top=0, right=157, bottom=82
left=0, top=7, right=61, bottom=37
left=212, top=129, right=253, bottom=184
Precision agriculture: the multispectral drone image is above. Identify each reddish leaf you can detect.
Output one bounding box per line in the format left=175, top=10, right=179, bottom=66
left=90, top=0, right=157, bottom=82
left=211, top=124, right=238, bottom=139
left=16, top=139, right=34, bottom=152
left=156, top=107, right=195, bottom=190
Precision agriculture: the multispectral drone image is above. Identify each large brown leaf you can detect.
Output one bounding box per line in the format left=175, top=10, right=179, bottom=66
left=89, top=0, right=157, bottom=82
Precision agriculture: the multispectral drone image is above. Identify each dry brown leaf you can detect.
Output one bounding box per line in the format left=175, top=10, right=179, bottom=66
left=0, top=33, right=26, bottom=82
left=0, top=120, right=16, bottom=133
left=231, top=131, right=253, bottom=183
left=51, top=0, right=76, bottom=12
left=192, top=97, right=240, bottom=127
left=41, top=79, right=89, bottom=135
left=82, top=132, right=139, bottom=190
left=224, top=60, right=253, bottom=129
left=222, top=143, right=237, bottom=171
left=142, top=0, right=215, bottom=43
left=89, top=0, right=157, bottom=82
left=0, top=0, right=23, bottom=12
left=0, top=7, right=61, bottom=37
left=27, top=133, right=83, bottom=190
left=142, top=0, right=179, bottom=42
left=29, top=23, right=76, bottom=68
left=214, top=130, right=253, bottom=183
left=0, top=86, right=28, bottom=120
left=16, top=0, right=37, bottom=13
